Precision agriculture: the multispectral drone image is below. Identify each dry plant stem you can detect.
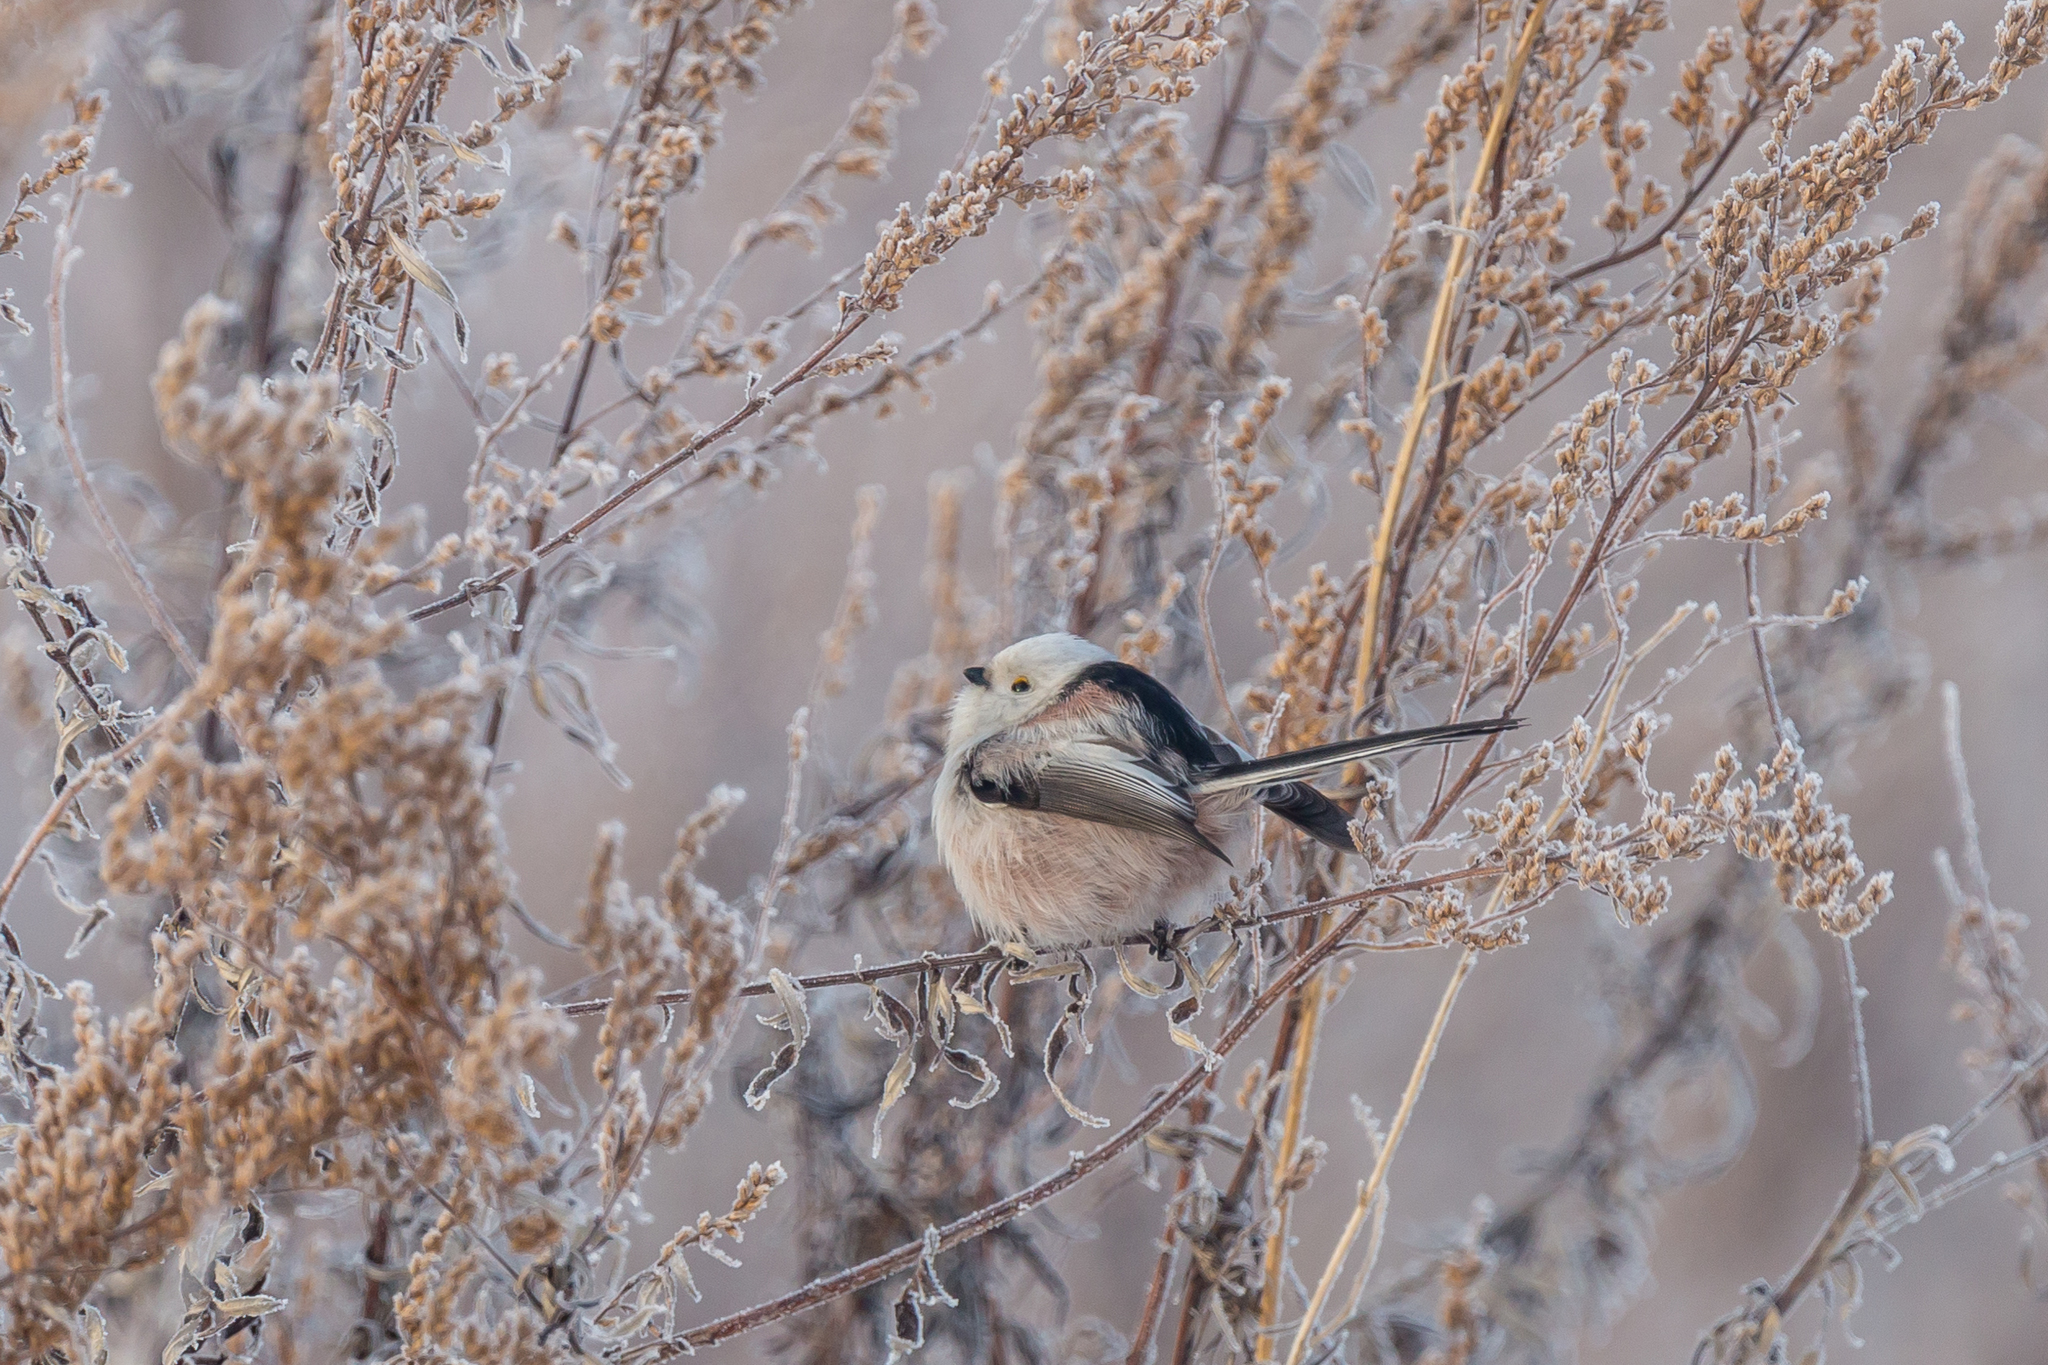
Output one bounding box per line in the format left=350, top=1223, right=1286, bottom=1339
left=1841, top=936, right=1876, bottom=1155
left=377, top=277, right=416, bottom=418
left=48, top=192, right=202, bottom=682
left=1133, top=3, right=1267, bottom=401
left=309, top=39, right=446, bottom=371
left=481, top=334, right=602, bottom=752
left=550, top=864, right=1502, bottom=1017
left=1713, top=1042, right=2048, bottom=1365
left=1174, top=917, right=1323, bottom=1365
left=478, top=16, right=690, bottom=741
left=1253, top=920, right=1332, bottom=1358
left=0, top=715, right=165, bottom=922
left=485, top=11, right=688, bottom=714
left=1281, top=945, right=1477, bottom=1365
left=1201, top=423, right=1252, bottom=745
left=947, top=0, right=1056, bottom=179
left=651, top=891, right=1402, bottom=1358
left=407, top=313, right=869, bottom=624
left=1726, top=1156, right=1887, bottom=1365
left=1127, top=1089, right=1212, bottom=1365
left=23, top=1, right=2048, bottom=1355
left=1352, top=0, right=1551, bottom=715
left=1874, top=1132, right=2048, bottom=1232
left=1936, top=682, right=2048, bottom=1189
left=246, top=0, right=325, bottom=376
left=1744, top=411, right=1788, bottom=742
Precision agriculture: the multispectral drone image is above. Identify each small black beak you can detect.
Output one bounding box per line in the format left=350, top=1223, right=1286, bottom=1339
left=963, top=666, right=989, bottom=688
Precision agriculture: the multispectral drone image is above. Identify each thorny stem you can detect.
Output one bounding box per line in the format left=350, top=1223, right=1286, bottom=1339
left=1353, top=0, right=1552, bottom=715
left=1282, top=946, right=1477, bottom=1365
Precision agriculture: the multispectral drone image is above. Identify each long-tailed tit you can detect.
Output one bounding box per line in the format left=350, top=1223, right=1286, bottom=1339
left=934, top=633, right=1520, bottom=948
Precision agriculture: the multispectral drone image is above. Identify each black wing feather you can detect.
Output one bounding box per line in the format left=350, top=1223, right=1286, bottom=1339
left=1190, top=716, right=1521, bottom=794
left=1255, top=781, right=1360, bottom=852
left=1062, top=660, right=1221, bottom=769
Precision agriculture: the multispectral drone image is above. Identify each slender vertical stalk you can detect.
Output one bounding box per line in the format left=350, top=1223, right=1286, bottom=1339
left=1282, top=947, right=1478, bottom=1365
left=1252, top=927, right=1331, bottom=1358
left=1353, top=0, right=1553, bottom=713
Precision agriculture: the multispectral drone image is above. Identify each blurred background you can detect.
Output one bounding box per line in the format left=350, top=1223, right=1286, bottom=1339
left=3, top=0, right=2046, bottom=1359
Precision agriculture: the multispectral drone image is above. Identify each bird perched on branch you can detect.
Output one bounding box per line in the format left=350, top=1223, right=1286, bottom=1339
left=934, top=632, right=1520, bottom=948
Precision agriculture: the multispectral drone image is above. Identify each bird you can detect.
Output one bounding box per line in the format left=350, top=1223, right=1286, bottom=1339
left=933, top=632, right=1521, bottom=948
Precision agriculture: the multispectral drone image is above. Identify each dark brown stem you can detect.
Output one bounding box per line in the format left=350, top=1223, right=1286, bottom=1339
left=378, top=278, right=417, bottom=418
left=311, top=41, right=446, bottom=370
left=1723, top=1158, right=1885, bottom=1365
left=1369, top=326, right=1479, bottom=710
left=1409, top=309, right=1764, bottom=845
left=246, top=3, right=325, bottom=376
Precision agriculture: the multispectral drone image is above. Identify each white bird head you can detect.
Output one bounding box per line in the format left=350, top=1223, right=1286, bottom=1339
left=948, top=632, right=1114, bottom=746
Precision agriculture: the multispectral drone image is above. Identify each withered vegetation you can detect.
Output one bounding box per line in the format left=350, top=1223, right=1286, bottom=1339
left=4, top=1, right=2048, bottom=1362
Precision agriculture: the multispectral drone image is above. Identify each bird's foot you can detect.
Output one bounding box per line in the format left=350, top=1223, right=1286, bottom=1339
left=1148, top=918, right=1177, bottom=962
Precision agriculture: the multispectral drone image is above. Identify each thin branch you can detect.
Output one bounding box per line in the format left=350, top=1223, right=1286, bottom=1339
left=549, top=863, right=1504, bottom=1018
left=406, top=312, right=870, bottom=625
left=1282, top=945, right=1477, bottom=1365
left=1743, top=410, right=1789, bottom=744
left=1841, top=937, right=1877, bottom=1157
left=1874, top=1132, right=2048, bottom=1234
left=48, top=190, right=202, bottom=683
left=1253, top=920, right=1333, bottom=1358
left=0, top=711, right=169, bottom=923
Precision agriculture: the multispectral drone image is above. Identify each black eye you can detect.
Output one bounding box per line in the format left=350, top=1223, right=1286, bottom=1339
left=1011, top=677, right=1031, bottom=693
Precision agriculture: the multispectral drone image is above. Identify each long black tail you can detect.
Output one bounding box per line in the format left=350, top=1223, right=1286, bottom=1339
left=1189, top=715, right=1521, bottom=796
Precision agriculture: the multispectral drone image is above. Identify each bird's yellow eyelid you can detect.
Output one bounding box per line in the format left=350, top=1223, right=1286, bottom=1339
left=1010, top=676, right=1031, bottom=692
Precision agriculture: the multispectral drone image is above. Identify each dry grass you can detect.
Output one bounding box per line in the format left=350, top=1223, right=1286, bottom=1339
left=5, top=0, right=2048, bottom=1361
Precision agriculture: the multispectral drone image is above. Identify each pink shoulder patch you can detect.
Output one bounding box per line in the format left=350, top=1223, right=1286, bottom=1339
left=1029, top=680, right=1121, bottom=729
